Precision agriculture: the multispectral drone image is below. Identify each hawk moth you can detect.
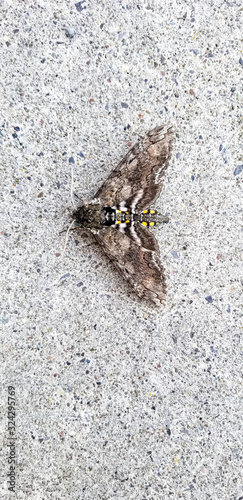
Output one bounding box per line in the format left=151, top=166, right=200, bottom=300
left=73, top=125, right=174, bottom=306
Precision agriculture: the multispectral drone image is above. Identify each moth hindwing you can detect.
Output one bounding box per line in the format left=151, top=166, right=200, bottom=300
left=73, top=124, right=174, bottom=306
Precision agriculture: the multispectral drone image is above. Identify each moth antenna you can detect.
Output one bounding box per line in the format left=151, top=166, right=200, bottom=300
left=74, top=192, right=83, bottom=201
left=61, top=220, right=75, bottom=258
left=70, top=164, right=76, bottom=209
left=70, top=166, right=83, bottom=205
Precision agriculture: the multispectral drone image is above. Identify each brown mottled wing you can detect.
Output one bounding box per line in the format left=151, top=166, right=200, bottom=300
left=94, top=125, right=174, bottom=211
left=93, top=224, right=166, bottom=306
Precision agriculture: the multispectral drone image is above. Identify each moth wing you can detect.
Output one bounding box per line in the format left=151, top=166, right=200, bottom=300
left=94, top=125, right=174, bottom=211
left=93, top=225, right=166, bottom=306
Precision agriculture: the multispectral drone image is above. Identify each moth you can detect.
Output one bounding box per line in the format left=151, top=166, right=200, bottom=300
left=73, top=125, right=174, bottom=306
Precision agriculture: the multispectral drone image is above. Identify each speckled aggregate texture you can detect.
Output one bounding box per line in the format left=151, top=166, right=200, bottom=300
left=0, top=1, right=242, bottom=499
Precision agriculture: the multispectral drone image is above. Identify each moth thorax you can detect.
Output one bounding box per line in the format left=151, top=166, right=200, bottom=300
left=103, top=207, right=116, bottom=226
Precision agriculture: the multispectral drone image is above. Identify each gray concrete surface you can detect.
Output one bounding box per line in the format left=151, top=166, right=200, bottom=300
left=0, top=1, right=242, bottom=499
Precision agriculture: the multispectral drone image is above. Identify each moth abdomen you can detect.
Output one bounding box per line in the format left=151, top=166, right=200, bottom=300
left=108, top=206, right=170, bottom=228
left=135, top=209, right=169, bottom=226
